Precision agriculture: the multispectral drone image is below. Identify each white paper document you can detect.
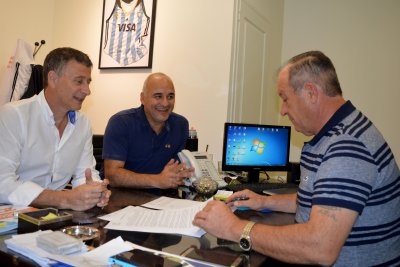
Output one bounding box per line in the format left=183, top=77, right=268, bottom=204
left=5, top=230, right=220, bottom=267
left=5, top=231, right=133, bottom=267
left=142, top=196, right=204, bottom=209
left=99, top=197, right=208, bottom=237
left=5, top=230, right=88, bottom=267
left=82, top=236, right=133, bottom=266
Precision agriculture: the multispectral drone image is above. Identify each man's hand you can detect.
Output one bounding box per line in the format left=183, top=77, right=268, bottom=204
left=97, top=178, right=111, bottom=208
left=84, top=169, right=111, bottom=208
left=193, top=200, right=243, bottom=241
left=227, top=189, right=298, bottom=213
left=226, top=189, right=266, bottom=211
left=156, top=159, right=194, bottom=189
left=68, top=169, right=111, bottom=211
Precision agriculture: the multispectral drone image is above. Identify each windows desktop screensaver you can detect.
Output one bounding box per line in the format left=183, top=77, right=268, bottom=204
left=224, top=125, right=289, bottom=167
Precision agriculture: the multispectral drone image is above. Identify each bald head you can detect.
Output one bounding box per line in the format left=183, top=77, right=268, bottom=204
left=140, top=72, right=176, bottom=133
left=142, top=72, right=174, bottom=96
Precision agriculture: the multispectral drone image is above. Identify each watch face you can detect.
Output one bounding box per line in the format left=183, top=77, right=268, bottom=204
left=239, top=238, right=250, bottom=250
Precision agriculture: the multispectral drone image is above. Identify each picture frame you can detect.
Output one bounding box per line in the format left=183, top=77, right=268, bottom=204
left=99, top=0, right=157, bottom=69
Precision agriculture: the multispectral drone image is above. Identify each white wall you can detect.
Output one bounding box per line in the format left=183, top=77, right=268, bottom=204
left=281, top=0, right=400, bottom=162
left=0, top=0, right=234, bottom=164
left=51, top=0, right=234, bottom=163
left=1, top=0, right=399, bottom=164
left=0, top=0, right=54, bottom=79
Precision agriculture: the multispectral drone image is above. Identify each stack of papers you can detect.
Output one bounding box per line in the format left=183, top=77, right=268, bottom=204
left=5, top=231, right=133, bottom=267
left=5, top=230, right=220, bottom=267
left=5, top=230, right=87, bottom=266
left=3, top=196, right=224, bottom=267
left=99, top=197, right=208, bottom=237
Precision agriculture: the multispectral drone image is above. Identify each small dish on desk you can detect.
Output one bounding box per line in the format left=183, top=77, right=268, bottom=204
left=192, top=177, right=218, bottom=195
left=61, top=225, right=99, bottom=241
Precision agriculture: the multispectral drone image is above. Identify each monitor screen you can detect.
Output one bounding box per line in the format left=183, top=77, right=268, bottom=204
left=222, top=122, right=291, bottom=183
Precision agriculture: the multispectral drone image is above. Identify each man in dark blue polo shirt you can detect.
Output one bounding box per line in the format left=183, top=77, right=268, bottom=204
left=103, top=72, right=193, bottom=189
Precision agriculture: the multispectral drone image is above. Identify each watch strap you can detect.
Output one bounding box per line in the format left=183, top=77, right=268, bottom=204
left=242, top=221, right=256, bottom=237
left=239, top=221, right=256, bottom=251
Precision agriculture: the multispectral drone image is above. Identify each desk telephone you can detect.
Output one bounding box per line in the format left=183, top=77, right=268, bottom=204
left=178, top=149, right=227, bottom=188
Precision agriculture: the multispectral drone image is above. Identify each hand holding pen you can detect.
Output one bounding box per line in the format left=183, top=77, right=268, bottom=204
left=226, top=196, right=250, bottom=205
left=226, top=190, right=269, bottom=212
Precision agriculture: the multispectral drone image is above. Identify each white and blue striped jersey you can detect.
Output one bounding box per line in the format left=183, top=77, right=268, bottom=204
left=297, top=101, right=400, bottom=266
left=103, top=0, right=150, bottom=66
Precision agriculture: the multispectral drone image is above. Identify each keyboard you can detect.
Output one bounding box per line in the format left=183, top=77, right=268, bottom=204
left=226, top=182, right=298, bottom=194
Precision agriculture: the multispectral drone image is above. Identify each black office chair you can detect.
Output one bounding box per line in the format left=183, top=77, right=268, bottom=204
left=64, top=134, right=104, bottom=189
left=92, top=134, right=104, bottom=172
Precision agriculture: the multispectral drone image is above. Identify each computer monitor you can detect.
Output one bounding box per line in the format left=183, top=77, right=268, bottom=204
left=221, top=122, right=291, bottom=183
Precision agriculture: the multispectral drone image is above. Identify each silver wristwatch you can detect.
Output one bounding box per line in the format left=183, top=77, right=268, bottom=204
left=239, top=221, right=256, bottom=251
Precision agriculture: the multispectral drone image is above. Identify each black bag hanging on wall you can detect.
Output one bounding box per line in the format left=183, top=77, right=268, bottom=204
left=21, top=64, right=43, bottom=100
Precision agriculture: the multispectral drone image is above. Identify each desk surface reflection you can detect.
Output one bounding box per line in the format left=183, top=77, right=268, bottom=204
left=0, top=187, right=299, bottom=267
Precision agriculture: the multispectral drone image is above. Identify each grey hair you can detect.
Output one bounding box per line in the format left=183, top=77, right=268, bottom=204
left=285, top=51, right=342, bottom=96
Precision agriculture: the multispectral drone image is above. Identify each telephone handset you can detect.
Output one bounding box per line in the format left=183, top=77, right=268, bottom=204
left=178, top=149, right=203, bottom=178
left=178, top=149, right=227, bottom=188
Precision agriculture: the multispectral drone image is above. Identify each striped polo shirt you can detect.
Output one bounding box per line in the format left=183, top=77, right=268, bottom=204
left=297, top=101, right=400, bottom=266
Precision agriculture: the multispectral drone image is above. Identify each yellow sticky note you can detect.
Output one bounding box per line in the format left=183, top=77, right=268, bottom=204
left=41, top=212, right=58, bottom=220
left=213, top=190, right=233, bottom=202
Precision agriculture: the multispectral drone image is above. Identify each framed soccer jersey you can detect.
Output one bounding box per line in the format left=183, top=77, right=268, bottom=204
left=99, top=0, right=157, bottom=69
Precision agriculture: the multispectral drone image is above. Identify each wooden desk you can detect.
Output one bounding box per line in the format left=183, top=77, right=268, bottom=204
left=0, top=187, right=299, bottom=266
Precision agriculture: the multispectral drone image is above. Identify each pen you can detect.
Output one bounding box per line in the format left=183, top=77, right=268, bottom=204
left=228, top=197, right=273, bottom=213
left=229, top=197, right=249, bottom=203
left=236, top=207, right=273, bottom=212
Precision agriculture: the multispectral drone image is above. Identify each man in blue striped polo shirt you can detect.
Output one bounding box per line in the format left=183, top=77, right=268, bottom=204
left=194, top=51, right=400, bottom=266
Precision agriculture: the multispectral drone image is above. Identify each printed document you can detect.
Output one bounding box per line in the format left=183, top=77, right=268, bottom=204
left=99, top=197, right=208, bottom=237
